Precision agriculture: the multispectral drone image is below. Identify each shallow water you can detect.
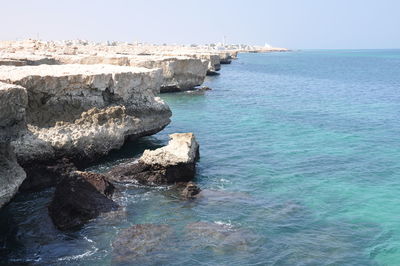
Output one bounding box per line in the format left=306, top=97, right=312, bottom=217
left=1, top=50, right=400, bottom=265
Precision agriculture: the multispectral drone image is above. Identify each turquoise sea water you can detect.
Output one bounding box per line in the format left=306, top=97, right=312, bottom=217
left=1, top=50, right=400, bottom=265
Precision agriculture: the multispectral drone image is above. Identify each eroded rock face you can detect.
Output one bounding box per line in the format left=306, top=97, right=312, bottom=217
left=0, top=144, right=26, bottom=208
left=129, top=56, right=208, bottom=92
left=0, top=64, right=171, bottom=165
left=48, top=171, right=118, bottom=230
left=0, top=82, right=28, bottom=142
left=106, top=133, right=199, bottom=185
left=0, top=64, right=166, bottom=127
left=0, top=82, right=28, bottom=208
left=112, top=224, right=172, bottom=264
left=54, top=54, right=208, bottom=92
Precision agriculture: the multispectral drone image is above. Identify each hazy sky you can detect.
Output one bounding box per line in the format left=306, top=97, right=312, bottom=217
left=1, top=0, right=399, bottom=49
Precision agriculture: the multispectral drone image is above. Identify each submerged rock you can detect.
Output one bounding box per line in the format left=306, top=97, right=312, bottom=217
left=106, top=133, right=199, bottom=185
left=112, top=224, right=172, bottom=264
left=48, top=171, right=118, bottom=230
left=185, top=221, right=259, bottom=253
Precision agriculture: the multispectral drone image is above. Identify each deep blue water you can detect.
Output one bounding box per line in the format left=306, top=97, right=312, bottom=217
left=1, top=50, right=400, bottom=265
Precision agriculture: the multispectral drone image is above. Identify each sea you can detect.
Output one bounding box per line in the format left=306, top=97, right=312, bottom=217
left=1, top=50, right=400, bottom=265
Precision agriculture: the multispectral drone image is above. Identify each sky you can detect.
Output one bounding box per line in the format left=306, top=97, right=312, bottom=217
left=1, top=0, right=399, bottom=49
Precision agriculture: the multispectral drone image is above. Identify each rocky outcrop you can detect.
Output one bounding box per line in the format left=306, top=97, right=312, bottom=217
left=0, top=64, right=171, bottom=166
left=112, top=224, right=172, bottom=264
left=0, top=144, right=26, bottom=208
left=0, top=82, right=28, bottom=208
left=218, top=52, right=232, bottom=64
left=0, top=53, right=209, bottom=92
left=0, top=82, right=28, bottom=141
left=54, top=54, right=208, bottom=92
left=48, top=171, right=118, bottom=230
left=169, top=53, right=221, bottom=75
left=129, top=56, right=208, bottom=92
left=106, top=133, right=199, bottom=185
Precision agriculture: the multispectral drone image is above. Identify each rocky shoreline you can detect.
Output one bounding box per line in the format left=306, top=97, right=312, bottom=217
left=0, top=39, right=287, bottom=229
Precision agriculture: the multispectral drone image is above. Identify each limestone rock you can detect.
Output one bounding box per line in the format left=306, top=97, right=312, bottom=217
left=0, top=82, right=28, bottom=208
left=141, top=132, right=199, bottom=167
left=54, top=54, right=208, bottom=92
left=129, top=56, right=208, bottom=92
left=0, top=54, right=57, bottom=66
left=0, top=64, right=166, bottom=127
left=0, top=64, right=171, bottom=164
left=0, top=143, right=26, bottom=208
left=217, top=52, right=232, bottom=64
left=106, top=133, right=199, bottom=185
left=48, top=171, right=118, bottom=230
left=0, top=82, right=28, bottom=142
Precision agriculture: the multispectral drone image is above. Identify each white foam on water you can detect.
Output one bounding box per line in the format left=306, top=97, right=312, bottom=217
left=214, top=220, right=234, bottom=229
left=57, top=237, right=98, bottom=261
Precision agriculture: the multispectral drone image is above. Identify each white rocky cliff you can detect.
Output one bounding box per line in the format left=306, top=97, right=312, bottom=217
left=0, top=39, right=287, bottom=208
left=0, top=64, right=171, bottom=164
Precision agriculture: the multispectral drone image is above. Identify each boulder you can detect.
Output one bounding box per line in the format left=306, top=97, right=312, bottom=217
left=112, top=224, right=172, bottom=264
left=106, top=133, right=199, bottom=185
left=0, top=82, right=28, bottom=142
left=48, top=171, right=118, bottom=230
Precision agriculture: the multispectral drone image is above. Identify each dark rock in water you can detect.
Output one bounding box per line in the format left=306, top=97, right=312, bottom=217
left=19, top=158, right=77, bottom=191
left=181, top=182, right=201, bottom=198
left=48, top=171, right=118, bottom=230
left=106, top=133, right=199, bottom=185
left=112, top=224, right=172, bottom=264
